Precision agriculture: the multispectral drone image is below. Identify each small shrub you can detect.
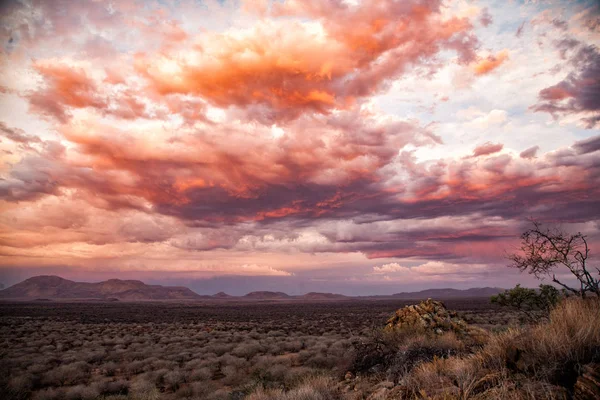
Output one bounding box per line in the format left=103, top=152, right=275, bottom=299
left=491, top=284, right=562, bottom=321
left=63, top=384, right=100, bottom=400
left=129, top=380, right=160, bottom=400
left=7, top=374, right=35, bottom=397
left=163, top=370, right=184, bottom=391
left=32, top=387, right=63, bottom=400
left=42, top=362, right=90, bottom=386
left=247, top=375, right=344, bottom=400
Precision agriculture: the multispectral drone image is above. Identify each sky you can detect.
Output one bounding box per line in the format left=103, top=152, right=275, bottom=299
left=0, top=0, right=599, bottom=295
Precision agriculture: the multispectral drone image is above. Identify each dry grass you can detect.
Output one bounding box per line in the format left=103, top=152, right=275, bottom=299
left=349, top=320, right=488, bottom=385
left=246, top=375, right=344, bottom=400
left=518, top=296, right=600, bottom=379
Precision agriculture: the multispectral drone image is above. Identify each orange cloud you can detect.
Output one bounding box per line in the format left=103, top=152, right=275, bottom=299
left=134, top=0, right=477, bottom=120
left=472, top=49, right=509, bottom=75
left=29, top=61, right=107, bottom=122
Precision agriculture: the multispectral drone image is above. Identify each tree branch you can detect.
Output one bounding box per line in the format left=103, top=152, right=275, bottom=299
left=552, top=274, right=580, bottom=295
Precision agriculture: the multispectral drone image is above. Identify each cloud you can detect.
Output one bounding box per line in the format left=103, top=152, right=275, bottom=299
left=573, top=135, right=600, bottom=155
left=531, top=44, right=600, bottom=128
left=520, top=146, right=539, bottom=159
left=28, top=60, right=169, bottom=122
left=0, top=142, right=66, bottom=201
left=0, top=122, right=42, bottom=148
left=29, top=61, right=107, bottom=122
left=238, top=264, right=292, bottom=276
left=0, top=195, right=184, bottom=248
left=466, top=109, right=508, bottom=129
left=372, top=263, right=408, bottom=274
left=169, top=230, right=240, bottom=251
left=472, top=50, right=509, bottom=75
left=133, top=0, right=478, bottom=121
left=3, top=119, right=599, bottom=268
left=570, top=5, right=600, bottom=34
left=480, top=8, right=493, bottom=27
left=3, top=106, right=438, bottom=223
left=516, top=21, right=526, bottom=37
left=471, top=142, right=504, bottom=157
left=371, top=261, right=492, bottom=282
left=412, top=261, right=488, bottom=275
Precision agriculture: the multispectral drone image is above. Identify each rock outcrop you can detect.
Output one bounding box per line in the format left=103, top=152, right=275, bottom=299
left=385, top=298, right=478, bottom=337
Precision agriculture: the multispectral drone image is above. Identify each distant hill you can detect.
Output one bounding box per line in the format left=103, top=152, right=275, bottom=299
left=391, top=287, right=504, bottom=300
left=0, top=275, right=205, bottom=300
left=243, top=291, right=291, bottom=300
left=0, top=276, right=505, bottom=301
left=300, top=292, right=349, bottom=300
left=212, top=291, right=234, bottom=299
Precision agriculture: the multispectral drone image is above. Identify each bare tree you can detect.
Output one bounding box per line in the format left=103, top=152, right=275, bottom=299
left=508, top=220, right=599, bottom=297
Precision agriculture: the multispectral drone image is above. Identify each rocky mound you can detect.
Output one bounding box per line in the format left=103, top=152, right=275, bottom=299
left=385, top=298, right=475, bottom=336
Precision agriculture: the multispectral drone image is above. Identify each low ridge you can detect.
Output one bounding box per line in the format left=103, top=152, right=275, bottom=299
left=212, top=292, right=233, bottom=299
left=0, top=275, right=203, bottom=300
left=243, top=291, right=291, bottom=300
left=300, top=292, right=349, bottom=300
left=391, top=287, right=503, bottom=299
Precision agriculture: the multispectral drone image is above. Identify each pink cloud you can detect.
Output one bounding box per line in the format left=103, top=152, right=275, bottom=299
left=480, top=8, right=493, bottom=27
left=520, top=146, right=539, bottom=159
left=471, top=142, right=504, bottom=157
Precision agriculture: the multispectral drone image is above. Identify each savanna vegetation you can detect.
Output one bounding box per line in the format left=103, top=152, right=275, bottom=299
left=0, top=299, right=512, bottom=400
left=3, top=295, right=596, bottom=400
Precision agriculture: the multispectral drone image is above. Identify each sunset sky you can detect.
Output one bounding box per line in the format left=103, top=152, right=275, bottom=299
left=0, top=0, right=599, bottom=294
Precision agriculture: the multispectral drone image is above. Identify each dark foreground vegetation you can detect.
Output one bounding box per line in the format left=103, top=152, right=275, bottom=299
left=3, top=296, right=598, bottom=399
left=1, top=299, right=519, bottom=400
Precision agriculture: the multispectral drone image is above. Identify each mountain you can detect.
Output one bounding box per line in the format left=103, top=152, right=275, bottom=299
left=212, top=291, right=234, bottom=299
left=300, top=292, right=349, bottom=300
left=0, top=276, right=204, bottom=300
left=242, top=291, right=291, bottom=300
left=391, top=287, right=504, bottom=300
